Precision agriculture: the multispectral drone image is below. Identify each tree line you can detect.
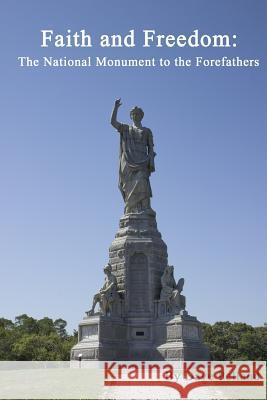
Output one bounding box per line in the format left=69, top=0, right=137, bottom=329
left=202, top=321, right=266, bottom=360
left=0, top=314, right=77, bottom=360
left=0, top=314, right=266, bottom=360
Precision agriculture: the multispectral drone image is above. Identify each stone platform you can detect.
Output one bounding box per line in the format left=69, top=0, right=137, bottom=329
left=71, top=312, right=209, bottom=361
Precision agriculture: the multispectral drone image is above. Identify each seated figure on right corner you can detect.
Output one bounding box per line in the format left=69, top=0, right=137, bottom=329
left=160, top=265, right=186, bottom=312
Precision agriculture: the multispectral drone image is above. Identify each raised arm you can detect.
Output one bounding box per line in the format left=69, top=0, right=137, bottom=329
left=110, top=98, right=122, bottom=130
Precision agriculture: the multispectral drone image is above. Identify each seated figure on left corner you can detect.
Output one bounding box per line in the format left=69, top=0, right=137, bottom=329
left=88, top=263, right=118, bottom=316
left=160, top=265, right=186, bottom=312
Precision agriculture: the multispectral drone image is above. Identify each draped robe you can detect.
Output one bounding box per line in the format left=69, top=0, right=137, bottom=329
left=117, top=123, right=155, bottom=212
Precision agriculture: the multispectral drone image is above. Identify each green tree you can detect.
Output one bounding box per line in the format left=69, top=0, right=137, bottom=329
left=202, top=321, right=267, bottom=360
left=37, top=317, right=57, bottom=335
left=0, top=318, right=16, bottom=360
left=53, top=318, right=67, bottom=338
left=0, top=315, right=77, bottom=361
left=15, top=314, right=39, bottom=334
left=12, top=334, right=65, bottom=360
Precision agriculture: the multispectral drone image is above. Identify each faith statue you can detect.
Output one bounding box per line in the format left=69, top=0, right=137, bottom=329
left=111, top=99, right=156, bottom=214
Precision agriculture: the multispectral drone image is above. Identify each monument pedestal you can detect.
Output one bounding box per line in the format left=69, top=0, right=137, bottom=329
left=71, top=312, right=209, bottom=361
left=71, top=211, right=209, bottom=361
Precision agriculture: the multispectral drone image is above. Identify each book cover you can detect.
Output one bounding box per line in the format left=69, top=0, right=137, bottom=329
left=0, top=0, right=266, bottom=398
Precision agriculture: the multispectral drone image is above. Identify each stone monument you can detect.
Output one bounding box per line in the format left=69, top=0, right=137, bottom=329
left=71, top=99, right=210, bottom=361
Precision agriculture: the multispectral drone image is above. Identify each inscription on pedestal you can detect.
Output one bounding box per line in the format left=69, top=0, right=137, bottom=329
left=183, top=325, right=199, bottom=340
left=131, top=327, right=150, bottom=340
left=81, top=325, right=98, bottom=340
left=167, top=348, right=183, bottom=359
left=167, top=324, right=182, bottom=340
left=129, top=253, right=149, bottom=313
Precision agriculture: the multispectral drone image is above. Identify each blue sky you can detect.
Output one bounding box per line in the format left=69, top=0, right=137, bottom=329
left=0, top=0, right=266, bottom=332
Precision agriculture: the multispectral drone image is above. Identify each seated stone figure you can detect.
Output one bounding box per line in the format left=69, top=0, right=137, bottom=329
left=88, top=263, right=118, bottom=316
left=160, top=265, right=186, bottom=312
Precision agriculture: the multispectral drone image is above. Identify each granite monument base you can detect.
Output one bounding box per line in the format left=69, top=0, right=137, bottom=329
left=71, top=311, right=209, bottom=361
left=71, top=210, right=210, bottom=361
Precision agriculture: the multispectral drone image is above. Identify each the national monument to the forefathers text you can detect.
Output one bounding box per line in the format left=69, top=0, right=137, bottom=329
left=71, top=99, right=210, bottom=360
